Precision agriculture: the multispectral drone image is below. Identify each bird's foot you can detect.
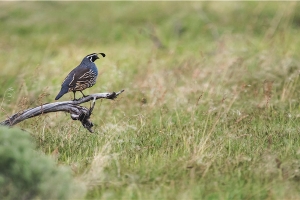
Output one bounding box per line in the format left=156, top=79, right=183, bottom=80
left=73, top=95, right=87, bottom=101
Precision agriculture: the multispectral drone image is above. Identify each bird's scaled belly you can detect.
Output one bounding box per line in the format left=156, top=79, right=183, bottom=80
left=68, top=82, right=95, bottom=92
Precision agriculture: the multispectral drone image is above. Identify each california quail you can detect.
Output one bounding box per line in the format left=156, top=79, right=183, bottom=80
left=55, top=53, right=106, bottom=100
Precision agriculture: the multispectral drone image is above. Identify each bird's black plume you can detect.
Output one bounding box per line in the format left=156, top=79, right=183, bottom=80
left=98, top=53, right=106, bottom=57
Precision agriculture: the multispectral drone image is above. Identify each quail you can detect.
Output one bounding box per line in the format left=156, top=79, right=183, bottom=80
left=55, top=53, right=106, bottom=100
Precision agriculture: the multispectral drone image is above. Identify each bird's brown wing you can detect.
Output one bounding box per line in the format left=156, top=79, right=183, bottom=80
left=62, top=67, right=97, bottom=91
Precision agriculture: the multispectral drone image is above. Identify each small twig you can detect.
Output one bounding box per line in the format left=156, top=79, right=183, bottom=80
left=0, top=90, right=125, bottom=133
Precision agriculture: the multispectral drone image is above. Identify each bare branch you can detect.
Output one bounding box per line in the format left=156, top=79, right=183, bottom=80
left=0, top=90, right=125, bottom=133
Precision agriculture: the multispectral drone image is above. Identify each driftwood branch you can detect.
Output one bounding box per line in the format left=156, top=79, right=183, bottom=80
left=0, top=90, right=125, bottom=133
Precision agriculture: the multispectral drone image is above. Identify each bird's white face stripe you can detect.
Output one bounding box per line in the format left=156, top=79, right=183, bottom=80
left=86, top=53, right=97, bottom=62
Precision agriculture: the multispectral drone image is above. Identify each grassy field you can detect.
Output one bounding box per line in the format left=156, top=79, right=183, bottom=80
left=1, top=2, right=300, bottom=199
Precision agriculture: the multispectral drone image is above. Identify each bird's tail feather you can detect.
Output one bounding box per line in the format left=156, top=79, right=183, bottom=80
left=55, top=87, right=69, bottom=100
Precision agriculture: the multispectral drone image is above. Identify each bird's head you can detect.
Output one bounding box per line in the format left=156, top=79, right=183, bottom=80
left=86, top=53, right=106, bottom=62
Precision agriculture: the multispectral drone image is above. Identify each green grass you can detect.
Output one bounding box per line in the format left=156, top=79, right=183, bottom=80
left=1, top=1, right=300, bottom=199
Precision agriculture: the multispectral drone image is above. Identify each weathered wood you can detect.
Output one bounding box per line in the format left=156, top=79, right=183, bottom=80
left=0, top=90, right=124, bottom=133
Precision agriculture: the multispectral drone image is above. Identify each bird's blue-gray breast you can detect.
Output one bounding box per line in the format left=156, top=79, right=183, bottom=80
left=89, top=62, right=98, bottom=77
left=81, top=58, right=98, bottom=76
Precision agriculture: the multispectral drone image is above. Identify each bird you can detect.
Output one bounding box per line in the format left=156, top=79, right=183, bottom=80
left=55, top=52, right=106, bottom=100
